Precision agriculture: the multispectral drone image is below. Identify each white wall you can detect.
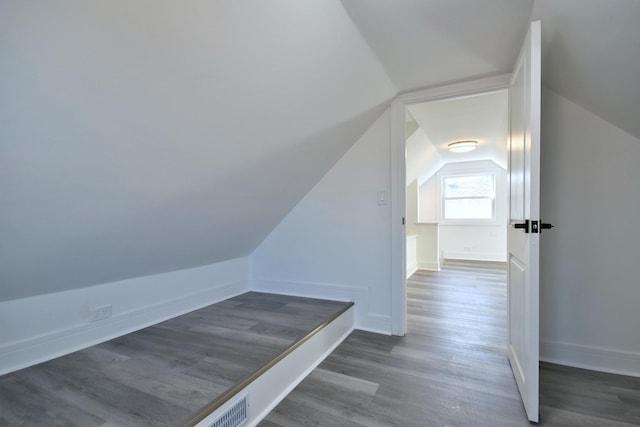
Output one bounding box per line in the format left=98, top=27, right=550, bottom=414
left=440, top=225, right=505, bottom=262
left=0, top=0, right=395, bottom=303
left=406, top=235, right=418, bottom=277
left=0, top=257, right=250, bottom=375
left=419, top=177, right=438, bottom=222
left=420, top=160, right=508, bottom=262
left=408, top=180, right=439, bottom=272
left=540, top=89, right=640, bottom=376
left=414, top=223, right=440, bottom=271
left=252, top=109, right=393, bottom=334
left=406, top=179, right=419, bottom=236
left=406, top=127, right=444, bottom=187
left=251, top=87, right=640, bottom=376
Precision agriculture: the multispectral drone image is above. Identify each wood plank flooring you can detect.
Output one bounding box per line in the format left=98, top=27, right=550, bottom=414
left=261, top=261, right=640, bottom=427
left=0, top=292, right=351, bottom=427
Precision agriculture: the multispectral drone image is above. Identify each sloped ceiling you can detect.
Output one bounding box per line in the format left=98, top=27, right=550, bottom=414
left=0, top=0, right=395, bottom=301
left=343, top=0, right=640, bottom=139
left=341, top=0, right=535, bottom=92
left=405, top=126, right=444, bottom=187
left=2, top=0, right=639, bottom=302
left=531, top=0, right=640, bottom=139
left=407, top=90, right=509, bottom=175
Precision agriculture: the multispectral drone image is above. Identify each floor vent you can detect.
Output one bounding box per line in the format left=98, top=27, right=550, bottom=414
left=206, top=394, right=248, bottom=427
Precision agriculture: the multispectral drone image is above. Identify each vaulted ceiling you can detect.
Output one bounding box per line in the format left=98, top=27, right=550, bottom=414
left=0, top=1, right=395, bottom=301
left=1, top=0, right=638, bottom=302
left=406, top=90, right=509, bottom=187
left=341, top=0, right=535, bottom=92
left=343, top=0, right=640, bottom=139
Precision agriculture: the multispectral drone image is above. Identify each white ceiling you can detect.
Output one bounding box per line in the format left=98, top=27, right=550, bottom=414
left=407, top=90, right=509, bottom=182
left=405, top=126, right=444, bottom=187
left=531, top=0, right=640, bottom=139
left=0, top=0, right=395, bottom=301
left=343, top=0, right=640, bottom=139
left=341, top=0, right=535, bottom=92
left=2, top=0, right=639, bottom=302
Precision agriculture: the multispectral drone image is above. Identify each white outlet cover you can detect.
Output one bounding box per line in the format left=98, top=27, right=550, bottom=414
left=89, top=305, right=112, bottom=322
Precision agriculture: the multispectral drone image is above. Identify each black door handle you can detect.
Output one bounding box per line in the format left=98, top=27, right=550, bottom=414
left=513, top=219, right=529, bottom=233
left=513, top=220, right=553, bottom=234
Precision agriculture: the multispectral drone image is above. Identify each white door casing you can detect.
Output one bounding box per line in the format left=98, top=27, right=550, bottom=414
left=390, top=75, right=512, bottom=336
left=507, top=20, right=541, bottom=423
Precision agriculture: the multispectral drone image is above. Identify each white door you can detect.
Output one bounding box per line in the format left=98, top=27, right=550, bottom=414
left=507, top=20, right=542, bottom=423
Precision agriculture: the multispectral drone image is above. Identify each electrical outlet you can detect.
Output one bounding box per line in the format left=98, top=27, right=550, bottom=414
left=89, top=305, right=112, bottom=322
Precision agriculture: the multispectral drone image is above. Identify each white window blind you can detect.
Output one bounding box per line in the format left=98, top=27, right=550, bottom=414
left=442, top=173, right=496, bottom=221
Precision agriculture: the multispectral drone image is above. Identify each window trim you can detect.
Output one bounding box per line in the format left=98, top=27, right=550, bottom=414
left=437, top=169, right=499, bottom=225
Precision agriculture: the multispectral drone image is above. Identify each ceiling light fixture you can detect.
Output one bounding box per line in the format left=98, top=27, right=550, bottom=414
left=448, top=140, right=478, bottom=153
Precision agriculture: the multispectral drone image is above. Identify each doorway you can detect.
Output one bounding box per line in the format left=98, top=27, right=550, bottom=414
left=404, top=90, right=509, bottom=280
left=389, top=74, right=512, bottom=336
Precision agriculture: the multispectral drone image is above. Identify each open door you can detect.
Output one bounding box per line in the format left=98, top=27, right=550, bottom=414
left=507, top=20, right=542, bottom=423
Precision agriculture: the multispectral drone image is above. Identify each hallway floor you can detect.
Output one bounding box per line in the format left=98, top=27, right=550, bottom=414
left=261, top=261, right=640, bottom=426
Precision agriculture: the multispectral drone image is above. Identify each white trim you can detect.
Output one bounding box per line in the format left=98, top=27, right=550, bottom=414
left=358, top=313, right=393, bottom=335
left=390, top=96, right=407, bottom=336
left=437, top=168, right=500, bottom=225
left=390, top=74, right=512, bottom=336
left=195, top=306, right=355, bottom=427
left=442, top=252, right=507, bottom=262
left=396, top=74, right=512, bottom=105
left=0, top=279, right=248, bottom=376
left=406, top=234, right=418, bottom=277
left=541, top=340, right=640, bottom=378
left=252, top=277, right=369, bottom=296
left=417, top=261, right=441, bottom=271
left=0, top=258, right=251, bottom=375
left=406, top=263, right=418, bottom=278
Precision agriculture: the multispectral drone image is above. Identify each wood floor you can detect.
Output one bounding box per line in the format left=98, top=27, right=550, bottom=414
left=261, top=261, right=640, bottom=427
left=0, top=292, right=351, bottom=427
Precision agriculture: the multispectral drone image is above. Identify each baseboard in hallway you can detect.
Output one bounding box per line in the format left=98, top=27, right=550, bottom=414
left=260, top=262, right=640, bottom=426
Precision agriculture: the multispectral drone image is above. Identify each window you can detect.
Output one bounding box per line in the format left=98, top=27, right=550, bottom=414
left=441, top=173, right=496, bottom=221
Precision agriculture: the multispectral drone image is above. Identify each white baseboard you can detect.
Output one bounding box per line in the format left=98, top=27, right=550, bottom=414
left=194, top=306, right=355, bottom=427
left=0, top=258, right=250, bottom=375
left=252, top=278, right=392, bottom=334
left=417, top=260, right=440, bottom=271
left=358, top=313, right=392, bottom=335
left=443, top=251, right=506, bottom=262
left=406, top=262, right=418, bottom=278
left=540, top=340, right=640, bottom=377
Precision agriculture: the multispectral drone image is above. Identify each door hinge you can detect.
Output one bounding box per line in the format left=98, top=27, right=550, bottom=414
left=402, top=217, right=405, bottom=225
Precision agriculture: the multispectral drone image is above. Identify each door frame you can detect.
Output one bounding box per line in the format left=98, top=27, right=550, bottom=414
left=389, top=74, right=512, bottom=336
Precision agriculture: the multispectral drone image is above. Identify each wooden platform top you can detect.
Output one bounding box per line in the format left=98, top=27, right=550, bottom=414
left=0, top=292, right=352, bottom=427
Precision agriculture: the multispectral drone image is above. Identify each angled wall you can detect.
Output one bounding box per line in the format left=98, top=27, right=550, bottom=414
left=0, top=0, right=395, bottom=303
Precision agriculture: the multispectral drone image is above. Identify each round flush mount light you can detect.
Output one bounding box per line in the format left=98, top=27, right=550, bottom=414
left=448, top=140, right=478, bottom=153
